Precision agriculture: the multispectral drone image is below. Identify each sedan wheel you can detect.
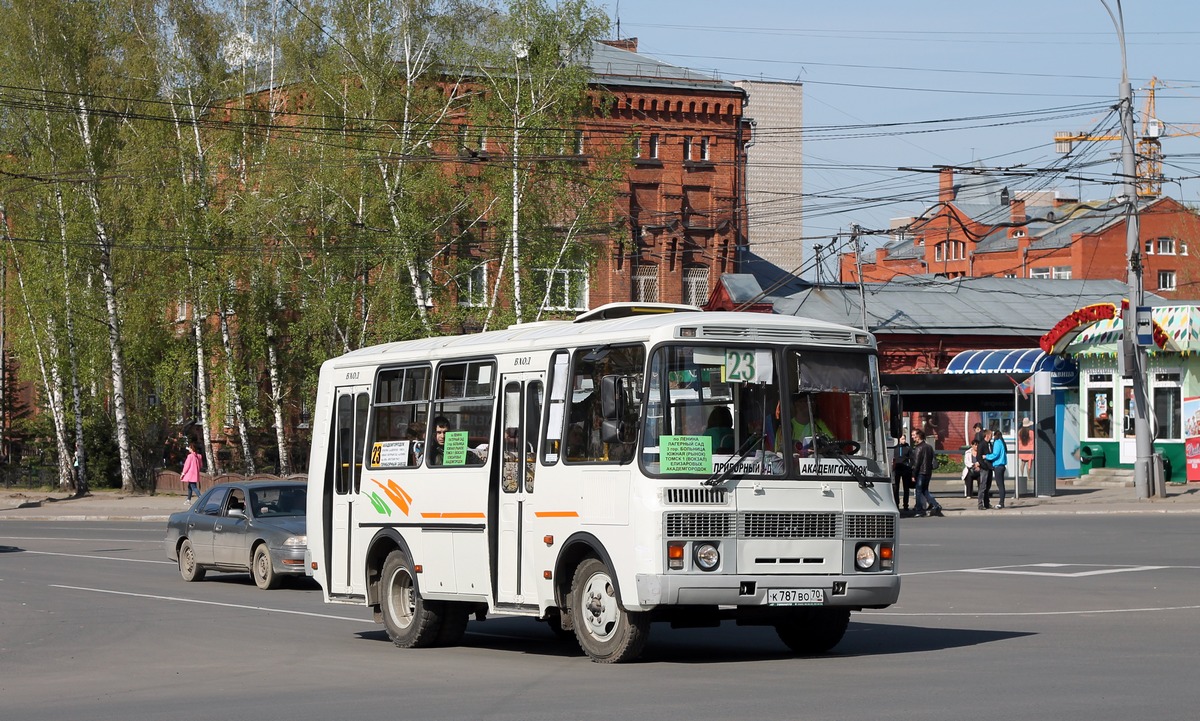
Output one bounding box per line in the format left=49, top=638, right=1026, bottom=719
left=179, top=539, right=206, bottom=582
left=252, top=544, right=279, bottom=590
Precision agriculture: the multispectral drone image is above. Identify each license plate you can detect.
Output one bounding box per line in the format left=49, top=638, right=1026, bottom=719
left=767, top=588, right=825, bottom=606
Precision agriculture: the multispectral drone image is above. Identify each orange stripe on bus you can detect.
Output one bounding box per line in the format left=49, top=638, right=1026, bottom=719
left=534, top=511, right=580, bottom=518
left=419, top=512, right=486, bottom=519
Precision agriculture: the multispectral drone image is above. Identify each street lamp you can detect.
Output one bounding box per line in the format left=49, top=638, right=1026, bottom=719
left=1101, top=0, right=1153, bottom=498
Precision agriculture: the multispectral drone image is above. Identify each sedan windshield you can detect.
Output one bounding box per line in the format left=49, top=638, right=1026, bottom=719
left=249, top=486, right=306, bottom=518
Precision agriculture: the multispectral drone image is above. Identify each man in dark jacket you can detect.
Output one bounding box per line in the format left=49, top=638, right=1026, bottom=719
left=892, top=436, right=914, bottom=513
left=911, top=429, right=943, bottom=517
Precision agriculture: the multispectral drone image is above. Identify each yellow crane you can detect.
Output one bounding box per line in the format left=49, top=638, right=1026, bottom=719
left=1054, top=77, right=1182, bottom=199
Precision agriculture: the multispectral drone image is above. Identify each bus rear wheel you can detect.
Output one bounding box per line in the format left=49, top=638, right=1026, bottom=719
left=774, top=607, right=850, bottom=655
left=570, top=558, right=649, bottom=663
left=380, top=550, right=443, bottom=648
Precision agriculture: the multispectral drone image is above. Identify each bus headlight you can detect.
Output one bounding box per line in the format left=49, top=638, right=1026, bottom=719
left=694, top=543, right=720, bottom=571
left=855, top=544, right=877, bottom=570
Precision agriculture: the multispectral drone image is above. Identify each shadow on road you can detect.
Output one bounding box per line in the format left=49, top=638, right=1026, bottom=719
left=352, top=617, right=1032, bottom=663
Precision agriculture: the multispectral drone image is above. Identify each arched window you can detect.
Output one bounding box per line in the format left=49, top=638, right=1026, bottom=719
left=683, top=266, right=710, bottom=306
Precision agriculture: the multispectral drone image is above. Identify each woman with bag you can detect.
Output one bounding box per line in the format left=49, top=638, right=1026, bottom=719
left=982, top=428, right=1008, bottom=509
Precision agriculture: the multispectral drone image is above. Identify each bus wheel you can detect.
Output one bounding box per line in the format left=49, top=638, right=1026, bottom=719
left=774, top=608, right=850, bottom=655
left=178, top=539, right=206, bottom=582
left=380, top=550, right=443, bottom=648
left=570, top=558, right=649, bottom=663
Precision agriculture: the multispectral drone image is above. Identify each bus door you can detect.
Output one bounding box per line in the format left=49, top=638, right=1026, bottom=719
left=494, top=372, right=544, bottom=606
left=328, top=385, right=370, bottom=595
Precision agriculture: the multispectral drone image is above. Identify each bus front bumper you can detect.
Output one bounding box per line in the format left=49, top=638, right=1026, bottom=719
left=633, top=573, right=900, bottom=610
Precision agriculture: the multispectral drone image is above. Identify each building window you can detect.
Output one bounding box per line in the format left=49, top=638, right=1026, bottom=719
left=700, top=137, right=710, bottom=161
left=1030, top=266, right=1072, bottom=279
left=573, top=130, right=585, bottom=155
left=683, top=136, right=693, bottom=161
left=633, top=134, right=641, bottom=159
left=633, top=265, right=658, bottom=302
left=648, top=133, right=659, bottom=159
left=533, top=268, right=588, bottom=311
left=934, top=240, right=966, bottom=262
left=458, top=263, right=488, bottom=307
left=1153, top=373, right=1182, bottom=440
left=683, top=266, right=710, bottom=306
left=1157, top=237, right=1176, bottom=255
left=1158, top=270, right=1176, bottom=291
left=1086, top=381, right=1113, bottom=440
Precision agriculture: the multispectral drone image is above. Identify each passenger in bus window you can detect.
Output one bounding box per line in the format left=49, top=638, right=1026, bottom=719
left=566, top=423, right=587, bottom=461
left=429, top=416, right=451, bottom=465
left=703, top=406, right=735, bottom=453
left=407, top=422, right=425, bottom=466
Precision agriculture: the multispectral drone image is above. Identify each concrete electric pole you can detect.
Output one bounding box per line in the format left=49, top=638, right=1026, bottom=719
left=1103, top=0, right=1153, bottom=499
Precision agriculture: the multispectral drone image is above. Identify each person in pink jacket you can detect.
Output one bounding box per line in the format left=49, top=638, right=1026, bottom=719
left=180, top=441, right=203, bottom=501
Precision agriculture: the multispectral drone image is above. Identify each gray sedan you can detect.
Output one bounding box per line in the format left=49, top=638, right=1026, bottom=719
left=165, top=481, right=307, bottom=590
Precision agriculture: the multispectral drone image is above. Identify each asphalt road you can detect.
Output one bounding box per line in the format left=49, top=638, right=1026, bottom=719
left=1, top=516, right=1198, bottom=721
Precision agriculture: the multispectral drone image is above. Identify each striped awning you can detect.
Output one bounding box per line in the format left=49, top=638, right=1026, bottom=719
left=945, top=348, right=1052, bottom=374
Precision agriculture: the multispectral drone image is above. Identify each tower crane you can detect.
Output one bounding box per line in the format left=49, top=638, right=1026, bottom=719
left=1054, top=77, right=1168, bottom=198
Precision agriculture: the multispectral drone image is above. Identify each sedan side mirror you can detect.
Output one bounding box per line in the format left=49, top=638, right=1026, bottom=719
left=229, top=508, right=247, bottom=519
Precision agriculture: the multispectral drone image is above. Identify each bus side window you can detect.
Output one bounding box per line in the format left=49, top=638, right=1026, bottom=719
left=566, top=345, right=644, bottom=464
left=430, top=360, right=494, bottom=468
left=541, top=351, right=569, bottom=464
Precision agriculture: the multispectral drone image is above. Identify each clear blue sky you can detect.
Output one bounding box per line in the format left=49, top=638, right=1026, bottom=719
left=602, top=0, right=1200, bottom=275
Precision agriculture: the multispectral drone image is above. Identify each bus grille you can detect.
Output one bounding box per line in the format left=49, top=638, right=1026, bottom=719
left=664, top=488, right=728, bottom=505
left=665, top=512, right=841, bottom=539
left=665, top=512, right=736, bottom=538
left=741, top=512, right=839, bottom=539
left=844, top=513, right=895, bottom=539
left=698, top=325, right=859, bottom=345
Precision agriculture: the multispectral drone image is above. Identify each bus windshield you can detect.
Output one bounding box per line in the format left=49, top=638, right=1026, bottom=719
left=640, top=345, right=887, bottom=480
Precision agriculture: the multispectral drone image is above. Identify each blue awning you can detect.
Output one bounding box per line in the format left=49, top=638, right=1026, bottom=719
left=945, top=348, right=1051, bottom=374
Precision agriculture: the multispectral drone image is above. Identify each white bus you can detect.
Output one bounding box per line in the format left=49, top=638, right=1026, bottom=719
left=305, top=303, right=900, bottom=663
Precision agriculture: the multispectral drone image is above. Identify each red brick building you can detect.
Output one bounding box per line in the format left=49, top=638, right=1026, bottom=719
left=840, top=167, right=1200, bottom=297
left=582, top=39, right=750, bottom=309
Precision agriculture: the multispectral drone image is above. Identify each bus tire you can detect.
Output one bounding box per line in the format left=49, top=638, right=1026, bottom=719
left=380, top=550, right=443, bottom=648
left=435, top=603, right=471, bottom=647
left=570, top=558, right=649, bottom=663
left=774, top=608, right=850, bottom=655
left=178, top=539, right=206, bottom=582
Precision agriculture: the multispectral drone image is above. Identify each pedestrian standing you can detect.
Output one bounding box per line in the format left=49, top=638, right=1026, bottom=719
left=910, top=428, right=943, bottom=517
left=975, top=427, right=994, bottom=509
left=180, top=441, right=203, bottom=502
left=982, top=428, right=1009, bottom=509
left=892, top=435, right=914, bottom=514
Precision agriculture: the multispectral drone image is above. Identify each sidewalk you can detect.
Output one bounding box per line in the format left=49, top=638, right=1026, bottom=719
left=3, top=477, right=1200, bottom=522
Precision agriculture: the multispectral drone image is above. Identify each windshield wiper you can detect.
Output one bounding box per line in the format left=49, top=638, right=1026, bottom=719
left=704, top=432, right=763, bottom=488
left=813, top=434, right=874, bottom=489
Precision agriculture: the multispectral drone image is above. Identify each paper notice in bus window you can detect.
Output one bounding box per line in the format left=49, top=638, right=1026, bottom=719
left=371, top=440, right=411, bottom=469
left=443, top=431, right=470, bottom=465
left=693, top=348, right=725, bottom=366
left=546, top=404, right=564, bottom=440
left=660, top=435, right=713, bottom=474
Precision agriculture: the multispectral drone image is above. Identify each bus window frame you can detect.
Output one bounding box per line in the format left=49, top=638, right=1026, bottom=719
left=367, top=364, right=432, bottom=471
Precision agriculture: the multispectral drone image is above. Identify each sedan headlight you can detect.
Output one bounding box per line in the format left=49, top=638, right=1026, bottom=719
left=283, top=535, right=307, bottom=547
left=855, top=544, right=877, bottom=570
left=694, top=542, right=720, bottom=571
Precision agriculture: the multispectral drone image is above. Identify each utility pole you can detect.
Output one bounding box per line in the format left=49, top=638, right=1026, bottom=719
left=813, top=244, right=823, bottom=285
left=1104, top=0, right=1152, bottom=498
left=851, top=224, right=869, bottom=332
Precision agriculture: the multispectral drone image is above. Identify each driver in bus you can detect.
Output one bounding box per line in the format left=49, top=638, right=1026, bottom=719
left=777, top=393, right=832, bottom=457
left=429, top=416, right=451, bottom=465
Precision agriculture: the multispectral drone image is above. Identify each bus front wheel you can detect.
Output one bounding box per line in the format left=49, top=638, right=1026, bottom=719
left=570, top=558, right=649, bottom=663
left=774, top=607, right=850, bottom=655
left=380, top=550, right=443, bottom=648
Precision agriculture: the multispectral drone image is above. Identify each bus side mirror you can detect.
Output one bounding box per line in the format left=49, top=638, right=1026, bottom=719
left=600, top=375, right=624, bottom=443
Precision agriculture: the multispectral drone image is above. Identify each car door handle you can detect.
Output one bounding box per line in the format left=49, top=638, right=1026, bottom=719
left=215, top=524, right=223, bottom=532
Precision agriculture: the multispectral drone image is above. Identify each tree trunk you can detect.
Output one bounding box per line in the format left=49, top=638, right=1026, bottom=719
left=75, top=97, right=135, bottom=492
left=266, top=316, right=290, bottom=476
left=218, top=299, right=255, bottom=474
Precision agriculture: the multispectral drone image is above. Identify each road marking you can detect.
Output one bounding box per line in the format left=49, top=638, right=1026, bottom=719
left=965, top=564, right=1168, bottom=577
left=868, top=604, right=1200, bottom=617
left=23, top=550, right=175, bottom=565
left=49, top=584, right=373, bottom=623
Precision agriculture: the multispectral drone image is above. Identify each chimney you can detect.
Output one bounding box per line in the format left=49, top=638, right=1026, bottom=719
left=1010, top=199, right=1026, bottom=237
left=938, top=168, right=956, bottom=202
left=599, top=38, right=638, bottom=53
